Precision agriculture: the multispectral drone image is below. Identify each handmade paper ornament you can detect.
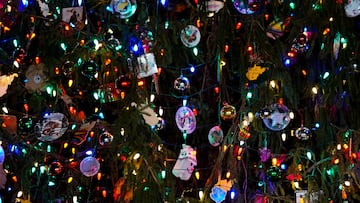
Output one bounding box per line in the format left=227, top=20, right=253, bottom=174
left=295, top=126, right=311, bottom=140
left=99, top=131, right=114, bottom=146
left=0, top=73, right=18, bottom=97
left=174, top=75, right=190, bottom=91
left=110, top=0, right=137, bottom=19
left=0, top=145, right=5, bottom=189
left=206, top=0, right=224, bottom=13
left=208, top=126, right=224, bottom=147
left=172, top=144, right=197, bottom=180
left=0, top=115, right=17, bottom=135
left=49, top=161, right=64, bottom=176
left=25, top=63, right=48, bottom=93
left=175, top=106, right=197, bottom=134
left=136, top=53, right=158, bottom=79
left=345, top=0, right=360, bottom=17
left=220, top=103, right=236, bottom=120
left=36, top=0, right=50, bottom=17
left=180, top=25, right=201, bottom=48
left=71, top=121, right=96, bottom=145
left=81, top=60, right=99, bottom=80
left=140, top=104, right=159, bottom=127
left=246, top=64, right=268, bottom=81
left=80, top=156, right=100, bottom=177
left=210, top=179, right=234, bottom=203
left=266, top=166, right=283, bottom=182
left=35, top=113, right=69, bottom=142
left=261, top=103, right=291, bottom=131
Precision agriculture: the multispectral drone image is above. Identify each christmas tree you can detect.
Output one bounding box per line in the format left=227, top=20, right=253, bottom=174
left=0, top=0, right=359, bottom=202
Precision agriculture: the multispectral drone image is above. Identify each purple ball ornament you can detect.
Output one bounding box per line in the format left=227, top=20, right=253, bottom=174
left=175, top=106, right=196, bottom=134
left=80, top=156, right=100, bottom=177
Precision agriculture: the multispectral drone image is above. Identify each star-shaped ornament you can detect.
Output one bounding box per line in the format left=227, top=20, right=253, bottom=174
left=262, top=103, right=291, bottom=131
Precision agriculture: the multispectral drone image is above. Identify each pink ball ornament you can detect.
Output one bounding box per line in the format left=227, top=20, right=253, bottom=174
left=80, top=156, right=100, bottom=177
left=208, top=126, right=224, bottom=147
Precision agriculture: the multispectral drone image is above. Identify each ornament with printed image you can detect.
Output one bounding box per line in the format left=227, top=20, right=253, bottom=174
left=345, top=0, right=360, bottom=17
left=180, top=25, right=201, bottom=48
left=172, top=144, right=197, bottom=181
left=295, top=125, right=312, bottom=141
left=61, top=2, right=86, bottom=37
left=261, top=103, right=291, bottom=131
left=35, top=113, right=69, bottom=142
left=175, top=106, right=197, bottom=134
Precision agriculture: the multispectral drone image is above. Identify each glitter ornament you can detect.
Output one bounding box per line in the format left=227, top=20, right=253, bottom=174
left=174, top=75, right=190, bottom=91
left=208, top=126, right=224, bottom=147
left=175, top=106, right=196, bottom=134
left=295, top=126, right=311, bottom=140
left=80, top=156, right=100, bottom=177
left=220, top=104, right=236, bottom=120
left=261, top=103, right=291, bottom=131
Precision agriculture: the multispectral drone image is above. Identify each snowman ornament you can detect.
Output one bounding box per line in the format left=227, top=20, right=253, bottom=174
left=172, top=144, right=197, bottom=181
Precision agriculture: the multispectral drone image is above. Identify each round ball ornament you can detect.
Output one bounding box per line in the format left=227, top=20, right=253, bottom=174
left=110, top=0, right=137, bottom=19
left=80, top=156, right=100, bottom=177
left=208, top=126, right=224, bottom=147
left=295, top=126, right=311, bottom=140
left=175, top=106, right=196, bottom=134
left=81, top=60, right=99, bottom=80
left=49, top=161, right=64, bottom=176
left=35, top=113, right=69, bottom=142
left=261, top=103, right=291, bottom=131
left=266, top=166, right=282, bottom=182
left=220, top=104, right=236, bottom=120
left=99, top=131, right=114, bottom=146
left=180, top=25, right=201, bottom=48
left=174, top=75, right=190, bottom=91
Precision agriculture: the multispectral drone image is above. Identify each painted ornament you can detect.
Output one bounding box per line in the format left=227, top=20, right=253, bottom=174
left=172, top=144, right=197, bottom=180
left=261, top=103, right=291, bottom=131
left=80, top=156, right=100, bottom=177
left=180, top=25, right=201, bottom=48
left=175, top=106, right=196, bottom=134
left=110, top=0, right=137, bottom=19
left=208, top=126, right=224, bottom=147
left=35, top=113, right=69, bottom=142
